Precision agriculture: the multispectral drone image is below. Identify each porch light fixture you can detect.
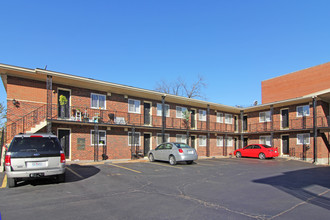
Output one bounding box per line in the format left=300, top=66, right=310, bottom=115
left=12, top=99, right=20, bottom=107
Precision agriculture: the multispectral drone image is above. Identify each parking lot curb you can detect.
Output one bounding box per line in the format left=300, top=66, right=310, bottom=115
left=67, top=158, right=149, bottom=166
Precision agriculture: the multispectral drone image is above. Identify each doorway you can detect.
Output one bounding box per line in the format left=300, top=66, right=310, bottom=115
left=144, top=133, right=151, bottom=156
left=58, top=89, right=70, bottom=119
left=144, top=102, right=151, bottom=125
left=281, top=109, right=289, bottom=129
left=282, top=135, right=289, bottom=155
left=243, top=138, right=248, bottom=147
left=191, top=135, right=196, bottom=149
left=191, top=109, right=196, bottom=129
left=58, top=129, right=70, bottom=159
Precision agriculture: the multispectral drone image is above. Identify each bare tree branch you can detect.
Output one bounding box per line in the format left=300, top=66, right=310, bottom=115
left=154, top=75, right=207, bottom=99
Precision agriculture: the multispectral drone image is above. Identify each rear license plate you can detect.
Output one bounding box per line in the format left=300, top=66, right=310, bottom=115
left=27, top=161, right=46, bottom=168
left=29, top=173, right=45, bottom=178
left=188, top=150, right=194, bottom=154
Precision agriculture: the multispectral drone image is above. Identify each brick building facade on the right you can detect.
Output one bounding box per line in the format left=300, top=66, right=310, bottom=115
left=262, top=62, right=330, bottom=104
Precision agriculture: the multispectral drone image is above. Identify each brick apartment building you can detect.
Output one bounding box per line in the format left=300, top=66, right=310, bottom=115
left=1, top=63, right=330, bottom=164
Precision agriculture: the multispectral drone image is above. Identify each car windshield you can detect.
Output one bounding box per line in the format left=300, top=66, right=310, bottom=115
left=9, top=137, right=62, bottom=152
left=174, top=143, right=191, bottom=148
left=262, top=145, right=272, bottom=148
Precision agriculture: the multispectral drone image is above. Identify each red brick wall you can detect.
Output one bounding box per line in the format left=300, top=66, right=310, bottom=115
left=262, top=62, right=330, bottom=104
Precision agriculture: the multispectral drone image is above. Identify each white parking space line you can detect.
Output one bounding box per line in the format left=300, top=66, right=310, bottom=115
left=66, top=167, right=84, bottom=179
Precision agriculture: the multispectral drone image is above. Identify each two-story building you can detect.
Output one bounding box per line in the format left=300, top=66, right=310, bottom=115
left=1, top=63, right=330, bottom=164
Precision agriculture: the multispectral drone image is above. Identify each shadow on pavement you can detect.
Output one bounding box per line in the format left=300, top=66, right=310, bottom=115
left=253, top=166, right=330, bottom=210
left=15, top=164, right=100, bottom=187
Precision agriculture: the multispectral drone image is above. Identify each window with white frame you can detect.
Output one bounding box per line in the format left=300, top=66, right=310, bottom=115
left=297, top=105, right=310, bottom=117
left=199, top=135, right=207, bottom=146
left=260, top=136, right=271, bottom=146
left=176, top=106, right=188, bottom=118
left=128, top=132, right=141, bottom=146
left=91, top=93, right=106, bottom=109
left=157, top=133, right=170, bottom=145
left=176, top=134, right=187, bottom=144
left=259, top=111, right=271, bottom=122
left=157, top=103, right=170, bottom=117
left=91, top=130, right=106, bottom=145
left=199, top=110, right=206, bottom=121
left=128, top=99, right=140, bottom=114
left=225, top=114, right=233, bottom=124
left=216, top=112, right=223, bottom=123
left=297, top=133, right=310, bottom=145
left=226, top=136, right=233, bottom=147
left=217, top=136, right=223, bottom=147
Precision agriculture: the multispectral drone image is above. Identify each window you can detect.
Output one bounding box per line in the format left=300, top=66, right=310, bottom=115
left=176, top=134, right=187, bottom=144
left=91, top=130, right=106, bottom=145
left=157, top=133, right=170, bottom=145
left=216, top=112, right=223, bottom=123
left=128, top=99, right=140, bottom=113
left=157, top=103, right=170, bottom=117
left=91, top=93, right=106, bottom=109
left=128, top=132, right=141, bottom=146
left=259, top=111, right=271, bottom=122
left=297, top=133, right=310, bottom=145
left=260, top=136, right=271, bottom=146
left=199, top=135, right=207, bottom=146
left=199, top=110, right=206, bottom=121
left=226, top=136, right=233, bottom=147
left=217, top=136, right=223, bottom=147
left=225, top=114, right=233, bottom=124
left=297, top=105, right=310, bottom=117
left=176, top=106, right=187, bottom=118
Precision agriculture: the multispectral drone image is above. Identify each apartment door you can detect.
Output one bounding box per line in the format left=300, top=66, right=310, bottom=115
left=281, top=109, right=289, bottom=129
left=243, top=116, right=248, bottom=131
left=234, top=116, right=238, bottom=132
left=144, top=133, right=151, bottom=156
left=58, top=90, right=70, bottom=119
left=58, top=129, right=70, bottom=159
left=144, top=103, right=151, bottom=125
left=191, top=135, right=196, bottom=149
left=191, top=109, right=196, bottom=129
left=243, top=138, right=248, bottom=147
left=282, top=135, right=289, bottom=155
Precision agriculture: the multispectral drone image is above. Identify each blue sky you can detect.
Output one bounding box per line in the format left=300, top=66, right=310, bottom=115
left=1, top=0, right=330, bottom=110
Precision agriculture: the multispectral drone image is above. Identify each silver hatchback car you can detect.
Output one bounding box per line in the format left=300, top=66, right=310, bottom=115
left=5, top=133, right=66, bottom=188
left=148, top=142, right=198, bottom=165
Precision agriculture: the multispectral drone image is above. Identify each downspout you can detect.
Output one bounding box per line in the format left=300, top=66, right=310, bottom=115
left=240, top=110, right=244, bottom=149
left=270, top=105, right=274, bottom=147
left=313, top=97, right=318, bottom=164
left=207, top=104, right=210, bottom=157
left=161, top=95, right=166, bottom=143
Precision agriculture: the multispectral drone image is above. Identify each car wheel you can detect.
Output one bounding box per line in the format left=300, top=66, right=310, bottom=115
left=57, top=173, right=66, bottom=183
left=259, top=153, right=266, bottom=160
left=7, top=177, right=16, bottom=188
left=149, top=154, right=155, bottom=162
left=186, top=160, right=193, bottom=165
left=236, top=152, right=242, bottom=158
left=169, top=155, right=176, bottom=165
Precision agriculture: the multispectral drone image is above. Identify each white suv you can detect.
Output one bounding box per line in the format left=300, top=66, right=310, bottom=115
left=5, top=133, right=66, bottom=188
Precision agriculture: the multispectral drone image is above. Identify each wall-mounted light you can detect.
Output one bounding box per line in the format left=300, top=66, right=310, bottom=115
left=12, top=99, right=20, bottom=107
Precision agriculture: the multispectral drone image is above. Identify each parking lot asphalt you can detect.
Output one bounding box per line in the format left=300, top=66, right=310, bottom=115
left=0, top=158, right=330, bottom=220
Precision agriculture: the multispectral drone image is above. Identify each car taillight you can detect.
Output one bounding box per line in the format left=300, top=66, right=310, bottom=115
left=178, top=149, right=183, bottom=153
left=60, top=153, right=66, bottom=164
left=5, top=155, right=11, bottom=166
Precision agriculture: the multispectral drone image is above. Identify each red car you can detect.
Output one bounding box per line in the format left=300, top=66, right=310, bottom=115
left=234, top=144, right=279, bottom=159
